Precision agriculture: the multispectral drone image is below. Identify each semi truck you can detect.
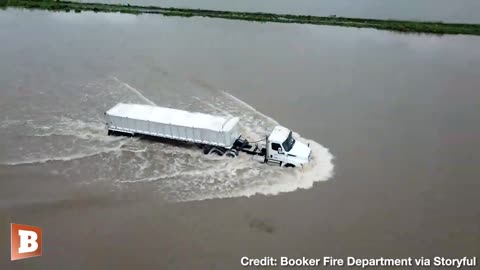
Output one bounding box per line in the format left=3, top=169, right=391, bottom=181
left=105, top=103, right=312, bottom=167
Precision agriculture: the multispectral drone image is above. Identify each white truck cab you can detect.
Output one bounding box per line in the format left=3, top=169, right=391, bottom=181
left=266, top=126, right=312, bottom=167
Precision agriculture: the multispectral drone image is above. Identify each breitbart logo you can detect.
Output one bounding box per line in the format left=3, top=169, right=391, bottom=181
left=11, top=223, right=42, bottom=261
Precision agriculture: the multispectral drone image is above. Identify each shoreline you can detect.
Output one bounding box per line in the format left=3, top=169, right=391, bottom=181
left=2, top=0, right=480, bottom=35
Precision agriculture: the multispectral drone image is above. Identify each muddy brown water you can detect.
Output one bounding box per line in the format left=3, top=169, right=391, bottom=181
left=0, top=9, right=479, bottom=269
left=74, top=0, right=480, bottom=23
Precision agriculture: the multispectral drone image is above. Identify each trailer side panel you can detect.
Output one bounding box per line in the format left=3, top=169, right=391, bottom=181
left=105, top=103, right=240, bottom=147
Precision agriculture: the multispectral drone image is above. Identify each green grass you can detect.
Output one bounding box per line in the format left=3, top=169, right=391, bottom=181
left=4, top=0, right=480, bottom=35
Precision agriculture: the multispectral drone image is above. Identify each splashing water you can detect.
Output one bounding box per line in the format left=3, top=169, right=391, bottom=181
left=0, top=76, right=334, bottom=201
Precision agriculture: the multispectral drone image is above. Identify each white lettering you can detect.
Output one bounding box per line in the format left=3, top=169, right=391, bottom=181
left=240, top=257, right=277, bottom=267
left=434, top=257, right=477, bottom=268
left=323, top=256, right=344, bottom=266
left=280, top=257, right=321, bottom=266
left=18, top=230, right=38, bottom=253
left=347, top=257, right=412, bottom=268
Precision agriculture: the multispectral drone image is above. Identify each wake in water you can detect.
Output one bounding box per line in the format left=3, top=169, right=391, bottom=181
left=111, top=76, right=157, bottom=106
left=0, top=75, right=334, bottom=201
left=104, top=77, right=335, bottom=201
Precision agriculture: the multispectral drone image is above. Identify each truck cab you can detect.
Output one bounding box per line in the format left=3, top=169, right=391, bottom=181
left=266, top=126, right=312, bottom=167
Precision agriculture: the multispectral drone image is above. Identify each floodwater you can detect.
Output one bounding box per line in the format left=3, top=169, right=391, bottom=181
left=1, top=9, right=480, bottom=269
left=74, top=0, right=480, bottom=23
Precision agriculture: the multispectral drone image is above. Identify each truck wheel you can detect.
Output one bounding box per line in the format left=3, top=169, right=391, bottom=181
left=225, top=149, right=238, bottom=158
left=284, top=163, right=296, bottom=168
left=203, top=145, right=212, bottom=154
left=208, top=147, right=225, bottom=156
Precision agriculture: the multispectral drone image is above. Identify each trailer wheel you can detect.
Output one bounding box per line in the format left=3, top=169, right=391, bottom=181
left=208, top=147, right=225, bottom=156
left=284, top=163, right=296, bottom=168
left=225, top=149, right=238, bottom=158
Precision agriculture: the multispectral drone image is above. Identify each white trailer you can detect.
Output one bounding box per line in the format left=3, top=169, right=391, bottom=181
left=105, top=103, right=312, bottom=167
left=106, top=103, right=240, bottom=147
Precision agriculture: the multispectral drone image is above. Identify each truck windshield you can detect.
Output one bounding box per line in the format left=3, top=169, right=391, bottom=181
left=282, top=131, right=295, bottom=152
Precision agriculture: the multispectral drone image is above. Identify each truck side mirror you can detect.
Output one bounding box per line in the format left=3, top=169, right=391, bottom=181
left=278, top=148, right=283, bottom=154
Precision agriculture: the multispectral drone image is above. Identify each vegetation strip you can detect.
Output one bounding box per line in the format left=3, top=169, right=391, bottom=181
left=2, top=0, right=480, bottom=35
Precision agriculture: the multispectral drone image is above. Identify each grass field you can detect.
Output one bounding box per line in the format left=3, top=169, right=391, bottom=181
left=3, top=0, right=480, bottom=35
